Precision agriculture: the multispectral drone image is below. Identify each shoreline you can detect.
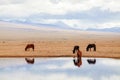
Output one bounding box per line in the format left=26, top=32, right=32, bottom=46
left=0, top=52, right=119, bottom=59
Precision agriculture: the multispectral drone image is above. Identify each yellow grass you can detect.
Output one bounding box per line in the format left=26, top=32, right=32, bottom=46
left=0, top=38, right=120, bottom=58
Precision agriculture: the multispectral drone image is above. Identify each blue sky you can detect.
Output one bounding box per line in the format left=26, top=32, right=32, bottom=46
left=0, top=0, right=120, bottom=30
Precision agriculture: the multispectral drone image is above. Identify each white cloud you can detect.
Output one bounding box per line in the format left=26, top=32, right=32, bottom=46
left=0, top=0, right=120, bottom=17
left=0, top=0, right=120, bottom=29
left=100, top=0, right=120, bottom=12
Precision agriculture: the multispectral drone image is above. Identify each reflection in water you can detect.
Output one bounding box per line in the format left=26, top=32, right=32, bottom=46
left=87, top=59, right=96, bottom=64
left=73, top=58, right=82, bottom=67
left=0, top=58, right=120, bottom=80
left=25, top=58, right=35, bottom=64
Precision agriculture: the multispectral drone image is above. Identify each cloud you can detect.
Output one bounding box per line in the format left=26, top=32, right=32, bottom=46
left=0, top=0, right=120, bottom=17
left=0, top=0, right=120, bottom=29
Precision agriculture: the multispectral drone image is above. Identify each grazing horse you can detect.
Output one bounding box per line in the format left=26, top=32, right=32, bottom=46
left=86, top=44, right=96, bottom=51
left=25, top=58, right=34, bottom=64
left=25, top=44, right=34, bottom=51
left=73, top=46, right=79, bottom=54
left=87, top=59, right=96, bottom=64
left=73, top=46, right=82, bottom=67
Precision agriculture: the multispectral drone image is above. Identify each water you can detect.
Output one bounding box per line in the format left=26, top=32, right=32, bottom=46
left=0, top=58, right=120, bottom=80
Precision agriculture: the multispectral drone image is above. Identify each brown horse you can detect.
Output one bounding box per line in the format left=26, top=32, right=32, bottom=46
left=25, top=44, right=34, bottom=51
left=73, top=46, right=82, bottom=67
left=25, top=58, right=34, bottom=64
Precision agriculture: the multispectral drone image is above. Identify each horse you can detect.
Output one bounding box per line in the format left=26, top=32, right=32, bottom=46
left=87, top=59, right=96, bottom=64
left=86, top=44, right=96, bottom=51
left=72, top=45, right=82, bottom=67
left=25, top=44, right=34, bottom=51
left=25, top=58, right=34, bottom=64
left=73, top=45, right=79, bottom=54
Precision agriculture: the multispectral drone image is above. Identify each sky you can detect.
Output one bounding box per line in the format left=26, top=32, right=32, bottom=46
left=0, top=0, right=120, bottom=30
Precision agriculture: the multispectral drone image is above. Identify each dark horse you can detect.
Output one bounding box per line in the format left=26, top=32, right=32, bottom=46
left=87, top=59, right=96, bottom=64
left=25, top=44, right=34, bottom=51
left=73, top=46, right=79, bottom=54
left=25, top=58, right=34, bottom=64
left=25, top=44, right=35, bottom=64
left=86, top=44, right=96, bottom=51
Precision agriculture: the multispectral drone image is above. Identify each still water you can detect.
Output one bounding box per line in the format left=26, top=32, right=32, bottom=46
left=0, top=58, right=120, bottom=80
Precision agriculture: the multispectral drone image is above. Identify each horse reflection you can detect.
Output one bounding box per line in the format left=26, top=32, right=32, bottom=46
left=87, top=59, right=96, bottom=64
left=25, top=58, right=34, bottom=64
left=73, top=58, right=82, bottom=67
left=73, top=45, right=82, bottom=67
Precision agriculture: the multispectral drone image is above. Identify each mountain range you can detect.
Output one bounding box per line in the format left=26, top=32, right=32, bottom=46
left=0, top=20, right=120, bottom=33
left=87, top=27, right=120, bottom=32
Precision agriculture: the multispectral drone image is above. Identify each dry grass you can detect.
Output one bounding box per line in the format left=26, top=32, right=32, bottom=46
left=0, top=36, right=120, bottom=58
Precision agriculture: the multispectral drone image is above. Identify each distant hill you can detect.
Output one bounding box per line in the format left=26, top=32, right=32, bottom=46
left=0, top=21, right=69, bottom=40
left=1, top=20, right=73, bottom=30
left=86, top=27, right=120, bottom=33
left=1, top=20, right=120, bottom=33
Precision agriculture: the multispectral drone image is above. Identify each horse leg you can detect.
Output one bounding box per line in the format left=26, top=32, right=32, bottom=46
left=94, top=46, right=96, bottom=51
left=33, top=46, right=34, bottom=51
